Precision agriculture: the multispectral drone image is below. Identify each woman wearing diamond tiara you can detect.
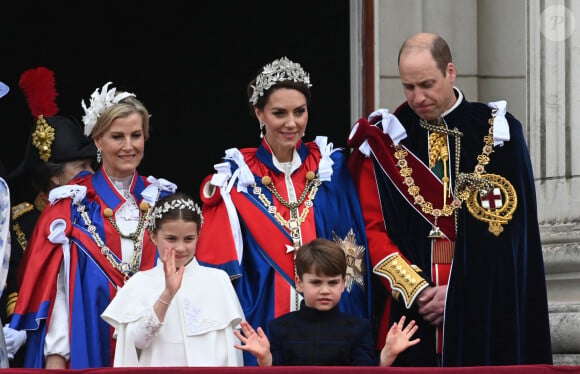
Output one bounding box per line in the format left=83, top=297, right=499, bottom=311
left=195, top=57, right=373, bottom=366
left=102, top=192, right=245, bottom=367
left=11, top=82, right=177, bottom=369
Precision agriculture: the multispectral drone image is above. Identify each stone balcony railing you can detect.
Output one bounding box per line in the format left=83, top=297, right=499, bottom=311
left=541, top=222, right=580, bottom=365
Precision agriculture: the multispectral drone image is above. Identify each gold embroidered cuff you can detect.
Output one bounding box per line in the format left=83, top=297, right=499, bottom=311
left=373, top=253, right=429, bottom=309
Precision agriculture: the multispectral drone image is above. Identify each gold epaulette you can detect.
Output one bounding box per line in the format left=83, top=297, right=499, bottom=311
left=6, top=291, right=17, bottom=318
left=12, top=222, right=28, bottom=252
left=11, top=202, right=34, bottom=220
left=373, top=253, right=429, bottom=309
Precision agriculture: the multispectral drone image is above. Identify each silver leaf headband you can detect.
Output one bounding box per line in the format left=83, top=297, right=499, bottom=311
left=249, top=57, right=313, bottom=105
left=81, top=82, right=135, bottom=137
left=146, top=198, right=203, bottom=231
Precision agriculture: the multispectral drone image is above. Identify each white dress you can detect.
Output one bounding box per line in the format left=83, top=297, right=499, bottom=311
left=101, top=258, right=245, bottom=367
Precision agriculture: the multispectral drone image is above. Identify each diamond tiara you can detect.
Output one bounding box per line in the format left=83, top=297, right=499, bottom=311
left=249, top=57, right=313, bottom=105
left=146, top=198, right=203, bottom=231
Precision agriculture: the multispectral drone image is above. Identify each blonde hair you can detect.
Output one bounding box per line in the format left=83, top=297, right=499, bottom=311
left=90, top=95, right=150, bottom=140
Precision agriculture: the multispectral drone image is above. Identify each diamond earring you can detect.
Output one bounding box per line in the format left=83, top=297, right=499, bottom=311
left=259, top=120, right=266, bottom=139
left=97, top=149, right=102, bottom=163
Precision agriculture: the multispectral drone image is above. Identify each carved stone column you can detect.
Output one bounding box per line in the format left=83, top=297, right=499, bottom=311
left=528, top=0, right=580, bottom=365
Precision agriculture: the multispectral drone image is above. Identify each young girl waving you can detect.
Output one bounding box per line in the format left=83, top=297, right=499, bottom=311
left=102, top=192, right=245, bottom=367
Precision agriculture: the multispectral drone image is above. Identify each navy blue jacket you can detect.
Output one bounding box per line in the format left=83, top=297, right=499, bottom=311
left=268, top=301, right=378, bottom=366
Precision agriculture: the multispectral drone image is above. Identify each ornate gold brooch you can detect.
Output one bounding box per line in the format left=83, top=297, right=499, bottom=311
left=466, top=174, right=517, bottom=236
left=32, top=115, right=55, bottom=162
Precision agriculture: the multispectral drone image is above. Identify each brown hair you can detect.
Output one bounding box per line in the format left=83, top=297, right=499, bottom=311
left=246, top=78, right=312, bottom=118
left=295, top=238, right=346, bottom=279
left=148, top=192, right=203, bottom=234
left=397, top=33, right=452, bottom=77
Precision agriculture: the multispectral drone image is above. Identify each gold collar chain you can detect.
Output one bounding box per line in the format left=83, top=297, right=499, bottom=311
left=395, top=148, right=463, bottom=218
left=103, top=203, right=149, bottom=241
left=252, top=170, right=320, bottom=311
left=76, top=201, right=151, bottom=281
left=395, top=117, right=496, bottom=233
left=252, top=171, right=320, bottom=250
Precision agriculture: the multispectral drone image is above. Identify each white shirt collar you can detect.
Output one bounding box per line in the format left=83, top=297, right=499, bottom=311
left=442, top=87, right=463, bottom=118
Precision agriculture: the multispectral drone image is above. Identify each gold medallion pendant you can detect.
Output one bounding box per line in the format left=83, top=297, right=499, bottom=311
left=466, top=173, right=517, bottom=236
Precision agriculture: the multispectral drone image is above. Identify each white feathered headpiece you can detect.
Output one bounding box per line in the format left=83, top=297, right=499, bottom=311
left=81, top=82, right=135, bottom=136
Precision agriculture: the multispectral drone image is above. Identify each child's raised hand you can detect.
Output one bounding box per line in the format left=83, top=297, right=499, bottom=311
left=233, top=321, right=272, bottom=366
left=380, top=315, right=421, bottom=366
left=163, top=248, right=184, bottom=297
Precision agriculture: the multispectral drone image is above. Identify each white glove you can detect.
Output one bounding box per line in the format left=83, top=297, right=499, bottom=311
left=3, top=324, right=26, bottom=359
